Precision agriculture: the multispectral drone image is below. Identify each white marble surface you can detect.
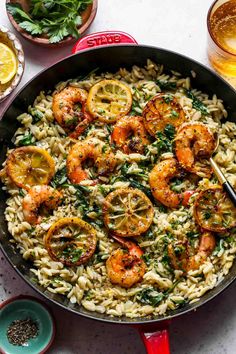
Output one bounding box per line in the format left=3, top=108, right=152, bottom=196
left=1, top=0, right=236, bottom=353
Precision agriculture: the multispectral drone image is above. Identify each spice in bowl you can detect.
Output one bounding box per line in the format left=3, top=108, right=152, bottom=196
left=7, top=318, right=39, bottom=346
left=0, top=296, right=55, bottom=354
left=7, top=0, right=94, bottom=44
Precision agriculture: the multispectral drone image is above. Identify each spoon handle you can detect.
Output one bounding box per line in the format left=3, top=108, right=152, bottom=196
left=222, top=181, right=236, bottom=207
left=210, top=157, right=236, bottom=207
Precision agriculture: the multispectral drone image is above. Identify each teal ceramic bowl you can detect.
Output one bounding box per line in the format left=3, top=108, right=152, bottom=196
left=0, top=296, right=55, bottom=354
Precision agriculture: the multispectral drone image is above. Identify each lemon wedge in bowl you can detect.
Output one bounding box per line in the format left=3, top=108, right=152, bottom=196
left=0, top=43, right=17, bottom=84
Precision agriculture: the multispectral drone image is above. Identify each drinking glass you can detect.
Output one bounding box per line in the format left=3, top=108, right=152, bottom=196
left=207, top=0, right=236, bottom=87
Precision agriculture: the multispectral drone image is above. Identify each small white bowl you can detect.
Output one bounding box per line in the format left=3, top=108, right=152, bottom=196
left=0, top=25, right=25, bottom=102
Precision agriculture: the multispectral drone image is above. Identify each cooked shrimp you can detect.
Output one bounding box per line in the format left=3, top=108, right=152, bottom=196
left=22, top=185, right=63, bottom=224
left=111, top=115, right=150, bottom=154
left=52, top=86, right=92, bottom=135
left=175, top=123, right=216, bottom=177
left=149, top=158, right=193, bottom=208
left=168, top=231, right=215, bottom=272
left=67, top=138, right=116, bottom=184
left=187, top=231, right=216, bottom=271
left=106, top=236, right=146, bottom=288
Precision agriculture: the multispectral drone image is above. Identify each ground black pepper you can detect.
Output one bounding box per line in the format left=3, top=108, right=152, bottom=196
left=7, top=318, right=39, bottom=346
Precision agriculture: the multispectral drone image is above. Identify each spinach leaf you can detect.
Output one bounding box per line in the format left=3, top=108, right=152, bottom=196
left=186, top=89, right=209, bottom=115
left=164, top=124, right=175, bottom=140
left=156, top=80, right=177, bottom=90
left=186, top=231, right=200, bottom=239
left=51, top=166, right=68, bottom=188
left=213, top=238, right=224, bottom=256
left=153, top=124, right=175, bottom=155
left=141, top=253, right=151, bottom=265
left=30, top=108, right=44, bottom=123
left=129, top=180, right=152, bottom=200
left=137, top=287, right=165, bottom=307
left=18, top=133, right=34, bottom=146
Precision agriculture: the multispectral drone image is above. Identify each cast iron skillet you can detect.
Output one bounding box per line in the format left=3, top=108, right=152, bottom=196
left=1, top=32, right=236, bottom=353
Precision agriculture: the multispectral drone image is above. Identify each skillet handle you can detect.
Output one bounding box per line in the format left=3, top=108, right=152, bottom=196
left=72, top=30, right=137, bottom=53
left=139, top=328, right=170, bottom=354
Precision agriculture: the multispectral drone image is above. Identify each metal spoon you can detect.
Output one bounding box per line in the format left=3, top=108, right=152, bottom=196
left=210, top=134, right=236, bottom=206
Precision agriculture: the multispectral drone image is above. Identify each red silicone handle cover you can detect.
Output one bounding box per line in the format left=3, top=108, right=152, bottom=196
left=139, top=328, right=170, bottom=354
left=72, top=30, right=137, bottom=53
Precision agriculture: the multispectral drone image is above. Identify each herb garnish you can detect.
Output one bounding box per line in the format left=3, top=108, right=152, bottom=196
left=51, top=166, right=68, bottom=188
left=186, top=89, right=209, bottom=115
left=61, top=245, right=83, bottom=263
left=29, top=108, right=44, bottom=123
left=204, top=211, right=212, bottom=220
left=151, top=124, right=176, bottom=156
left=137, top=279, right=183, bottom=307
left=17, top=133, right=35, bottom=146
left=7, top=0, right=93, bottom=44
left=137, top=287, right=165, bottom=307
left=213, top=238, right=225, bottom=256
left=170, top=178, right=183, bottom=193
left=118, top=162, right=152, bottom=199
left=156, top=80, right=177, bottom=91
left=141, top=253, right=151, bottom=265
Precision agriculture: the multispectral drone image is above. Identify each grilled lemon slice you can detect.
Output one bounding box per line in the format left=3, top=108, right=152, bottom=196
left=87, top=79, right=132, bottom=123
left=44, top=217, right=97, bottom=266
left=194, top=187, right=236, bottom=232
left=103, top=188, right=154, bottom=237
left=142, top=93, right=186, bottom=136
left=6, top=146, right=55, bottom=190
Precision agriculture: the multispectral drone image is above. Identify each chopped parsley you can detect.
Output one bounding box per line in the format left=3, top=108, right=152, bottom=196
left=61, top=246, right=83, bottom=263
left=163, top=95, right=173, bottom=104
left=171, top=110, right=179, bottom=118
left=203, top=211, right=212, bottom=220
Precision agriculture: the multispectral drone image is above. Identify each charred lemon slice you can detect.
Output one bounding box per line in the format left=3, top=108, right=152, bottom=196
left=45, top=217, right=97, bottom=266
left=142, top=93, right=186, bottom=136
left=87, top=79, right=132, bottom=123
left=6, top=146, right=55, bottom=189
left=194, top=187, right=236, bottom=232
left=103, top=188, right=154, bottom=237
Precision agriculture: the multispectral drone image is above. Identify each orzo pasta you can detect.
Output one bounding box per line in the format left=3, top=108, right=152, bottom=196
left=1, top=59, right=236, bottom=318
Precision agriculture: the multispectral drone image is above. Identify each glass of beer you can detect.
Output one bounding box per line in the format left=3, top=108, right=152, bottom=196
left=207, top=0, right=236, bottom=87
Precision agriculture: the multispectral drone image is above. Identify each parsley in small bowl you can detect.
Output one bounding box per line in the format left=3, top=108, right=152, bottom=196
left=6, top=0, right=97, bottom=47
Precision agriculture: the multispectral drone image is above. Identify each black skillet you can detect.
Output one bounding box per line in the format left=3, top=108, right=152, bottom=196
left=1, top=31, right=236, bottom=354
